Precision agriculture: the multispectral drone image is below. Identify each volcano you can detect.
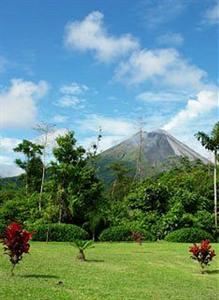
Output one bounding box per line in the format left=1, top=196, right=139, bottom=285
left=97, top=129, right=209, bottom=183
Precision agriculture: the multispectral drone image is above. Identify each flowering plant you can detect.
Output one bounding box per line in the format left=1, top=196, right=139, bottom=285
left=189, top=240, right=216, bottom=273
left=1, top=223, right=32, bottom=275
left=132, top=232, right=143, bottom=245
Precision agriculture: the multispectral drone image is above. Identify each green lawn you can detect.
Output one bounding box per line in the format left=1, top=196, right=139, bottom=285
left=0, top=242, right=218, bottom=300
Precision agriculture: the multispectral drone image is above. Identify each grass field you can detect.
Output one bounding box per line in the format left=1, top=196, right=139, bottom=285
left=0, top=242, right=218, bottom=300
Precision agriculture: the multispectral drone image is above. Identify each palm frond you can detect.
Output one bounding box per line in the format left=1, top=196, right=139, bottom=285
left=211, top=122, right=219, bottom=148
left=71, top=240, right=94, bottom=251
left=195, top=132, right=215, bottom=151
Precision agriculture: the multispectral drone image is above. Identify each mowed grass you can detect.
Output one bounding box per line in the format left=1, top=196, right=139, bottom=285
left=0, top=242, right=218, bottom=300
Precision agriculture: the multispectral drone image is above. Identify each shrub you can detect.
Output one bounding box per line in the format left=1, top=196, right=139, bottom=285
left=0, top=193, right=40, bottom=225
left=194, top=210, right=214, bottom=234
left=165, top=227, right=214, bottom=243
left=71, top=240, right=94, bottom=261
left=99, top=225, right=155, bottom=242
left=1, top=223, right=32, bottom=275
left=26, top=223, right=88, bottom=242
left=189, top=240, right=216, bottom=273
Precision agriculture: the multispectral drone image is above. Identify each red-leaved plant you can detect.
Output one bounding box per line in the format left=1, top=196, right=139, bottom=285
left=132, top=232, right=143, bottom=245
left=189, top=240, right=216, bottom=273
left=1, top=223, right=32, bottom=275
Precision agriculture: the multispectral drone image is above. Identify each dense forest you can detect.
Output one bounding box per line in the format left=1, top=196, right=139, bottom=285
left=0, top=123, right=218, bottom=242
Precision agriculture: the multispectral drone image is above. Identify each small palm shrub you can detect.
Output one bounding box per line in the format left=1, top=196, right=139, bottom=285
left=71, top=240, right=94, bottom=261
left=1, top=223, right=32, bottom=275
left=189, top=240, right=216, bottom=273
left=165, top=227, right=214, bottom=243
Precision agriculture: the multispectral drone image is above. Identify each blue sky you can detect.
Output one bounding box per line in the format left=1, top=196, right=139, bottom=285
left=0, top=0, right=218, bottom=176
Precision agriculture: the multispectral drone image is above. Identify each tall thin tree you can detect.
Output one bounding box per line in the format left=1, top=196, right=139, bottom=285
left=34, top=122, right=55, bottom=212
left=195, top=122, right=219, bottom=230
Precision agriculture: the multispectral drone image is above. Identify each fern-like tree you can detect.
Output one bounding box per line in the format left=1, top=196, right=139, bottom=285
left=34, top=122, right=55, bottom=212
left=195, top=122, right=219, bottom=229
left=71, top=240, right=94, bottom=261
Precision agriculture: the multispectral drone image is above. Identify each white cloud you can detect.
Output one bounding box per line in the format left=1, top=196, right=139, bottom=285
left=0, top=79, right=48, bottom=129
left=156, top=32, right=184, bottom=47
left=77, top=114, right=137, bottom=152
left=35, top=128, right=68, bottom=149
left=57, top=95, right=82, bottom=107
left=137, top=91, right=187, bottom=102
left=0, top=155, right=22, bottom=177
left=115, top=49, right=176, bottom=84
left=140, top=0, right=187, bottom=28
left=60, top=82, right=88, bottom=95
left=64, top=11, right=139, bottom=62
left=115, top=48, right=206, bottom=90
left=56, top=82, right=87, bottom=108
left=204, top=2, right=219, bottom=25
left=82, top=135, right=125, bottom=152
left=0, top=136, right=21, bottom=152
left=163, top=87, right=218, bottom=131
left=52, top=114, right=68, bottom=123
left=77, top=114, right=136, bottom=136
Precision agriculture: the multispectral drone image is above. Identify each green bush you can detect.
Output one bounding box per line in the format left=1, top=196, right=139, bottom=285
left=165, top=227, right=214, bottom=243
left=0, top=223, right=6, bottom=236
left=26, top=223, right=89, bottom=242
left=194, top=210, right=214, bottom=234
left=99, top=225, right=155, bottom=242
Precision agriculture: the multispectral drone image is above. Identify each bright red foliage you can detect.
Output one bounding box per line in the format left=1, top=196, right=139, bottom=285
left=132, top=232, right=143, bottom=245
left=189, top=239, right=216, bottom=271
left=1, top=223, right=32, bottom=274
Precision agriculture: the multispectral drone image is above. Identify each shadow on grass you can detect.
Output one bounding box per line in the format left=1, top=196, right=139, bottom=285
left=21, top=274, right=59, bottom=279
left=205, top=270, right=219, bottom=275
left=133, top=251, right=153, bottom=254
left=86, top=259, right=104, bottom=263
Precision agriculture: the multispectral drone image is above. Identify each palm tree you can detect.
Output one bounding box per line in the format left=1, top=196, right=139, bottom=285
left=195, top=122, right=219, bottom=230
left=71, top=240, right=94, bottom=261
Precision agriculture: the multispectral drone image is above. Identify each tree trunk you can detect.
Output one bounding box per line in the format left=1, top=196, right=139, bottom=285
left=39, top=134, right=48, bottom=212
left=214, top=151, right=218, bottom=230
left=26, top=156, right=30, bottom=196
left=58, top=205, right=62, bottom=224
left=77, top=249, right=86, bottom=261
left=46, top=225, right=50, bottom=243
left=38, top=163, right=45, bottom=212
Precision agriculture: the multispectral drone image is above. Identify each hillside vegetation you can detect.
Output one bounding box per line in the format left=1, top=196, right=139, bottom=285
left=0, top=128, right=218, bottom=242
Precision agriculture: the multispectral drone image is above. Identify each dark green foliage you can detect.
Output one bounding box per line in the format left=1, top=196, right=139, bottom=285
left=121, top=158, right=217, bottom=238
left=165, top=228, right=214, bottom=243
left=194, top=210, right=215, bottom=234
left=14, top=140, right=44, bottom=193
left=0, top=193, right=40, bottom=224
left=0, top=223, right=6, bottom=236
left=127, top=180, right=170, bottom=214
left=99, top=226, right=133, bottom=241
left=99, top=225, right=155, bottom=242
left=26, top=223, right=88, bottom=241
left=48, top=131, right=103, bottom=224
left=1, top=128, right=218, bottom=243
